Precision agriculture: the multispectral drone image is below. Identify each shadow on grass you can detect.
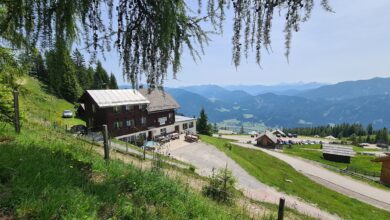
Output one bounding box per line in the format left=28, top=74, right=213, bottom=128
left=0, top=138, right=242, bottom=219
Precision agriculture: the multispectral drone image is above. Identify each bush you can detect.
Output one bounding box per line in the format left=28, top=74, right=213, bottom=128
left=202, top=167, right=236, bottom=204
left=136, top=135, right=144, bottom=147
left=189, top=165, right=196, bottom=173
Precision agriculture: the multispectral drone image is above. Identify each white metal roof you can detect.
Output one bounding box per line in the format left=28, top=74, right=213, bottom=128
left=256, top=131, right=278, bottom=143
left=175, top=115, right=196, bottom=123
left=87, top=89, right=150, bottom=108
left=322, top=144, right=356, bottom=157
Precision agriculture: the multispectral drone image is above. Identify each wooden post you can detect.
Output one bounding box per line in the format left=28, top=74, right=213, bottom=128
left=126, top=142, right=128, bottom=153
left=102, top=125, right=109, bottom=160
left=143, top=146, right=146, bottom=160
left=13, top=90, right=20, bottom=134
left=278, top=197, right=285, bottom=220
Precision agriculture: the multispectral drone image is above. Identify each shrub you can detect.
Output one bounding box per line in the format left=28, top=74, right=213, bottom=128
left=189, top=165, right=196, bottom=173
left=202, top=167, right=236, bottom=204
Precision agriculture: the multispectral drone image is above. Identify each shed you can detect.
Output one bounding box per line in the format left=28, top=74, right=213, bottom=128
left=325, top=135, right=337, bottom=140
left=256, top=132, right=279, bottom=148
left=372, top=154, right=390, bottom=186
left=272, top=129, right=286, bottom=137
left=322, top=144, right=355, bottom=163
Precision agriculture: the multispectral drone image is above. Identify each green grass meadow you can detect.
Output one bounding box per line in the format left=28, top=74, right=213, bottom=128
left=200, top=135, right=390, bottom=220
left=0, top=77, right=257, bottom=219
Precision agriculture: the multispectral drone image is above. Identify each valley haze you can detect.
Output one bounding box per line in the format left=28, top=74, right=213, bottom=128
left=122, top=77, right=390, bottom=129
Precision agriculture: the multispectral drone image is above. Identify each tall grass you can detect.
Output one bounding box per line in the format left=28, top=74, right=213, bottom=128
left=0, top=77, right=259, bottom=219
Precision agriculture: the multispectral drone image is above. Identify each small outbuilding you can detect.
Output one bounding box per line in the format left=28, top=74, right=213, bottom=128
left=256, top=132, right=279, bottom=148
left=372, top=154, right=390, bottom=186
left=322, top=144, right=355, bottom=163
left=325, top=135, right=337, bottom=140
left=248, top=131, right=258, bottom=135
left=272, top=129, right=286, bottom=137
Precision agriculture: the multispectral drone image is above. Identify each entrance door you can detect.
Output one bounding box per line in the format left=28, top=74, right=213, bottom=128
left=148, top=131, right=153, bottom=141
left=175, top=125, right=180, bottom=133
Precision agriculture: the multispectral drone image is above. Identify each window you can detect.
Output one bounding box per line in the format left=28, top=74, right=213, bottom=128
left=141, top=117, right=147, bottom=126
left=126, top=119, right=134, bottom=127
left=114, top=121, right=123, bottom=129
left=183, top=123, right=188, bottom=130
left=168, top=113, right=173, bottom=119
left=92, top=104, right=96, bottom=113
left=189, top=122, right=194, bottom=128
left=139, top=104, right=147, bottom=110
left=158, top=117, right=167, bottom=125
left=160, top=128, right=167, bottom=135
left=125, top=105, right=133, bottom=111
left=113, top=106, right=121, bottom=113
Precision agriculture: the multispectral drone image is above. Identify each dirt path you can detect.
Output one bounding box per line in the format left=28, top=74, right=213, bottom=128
left=232, top=141, right=390, bottom=211
left=169, top=142, right=340, bottom=220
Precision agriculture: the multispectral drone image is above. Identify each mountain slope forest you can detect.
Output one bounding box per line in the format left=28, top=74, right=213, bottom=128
left=168, top=78, right=390, bottom=129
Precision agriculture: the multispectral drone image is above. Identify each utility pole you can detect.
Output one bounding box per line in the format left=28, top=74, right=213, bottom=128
left=13, top=90, right=20, bottom=134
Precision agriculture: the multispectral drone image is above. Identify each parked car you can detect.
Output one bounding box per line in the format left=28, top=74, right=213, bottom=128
left=62, top=110, right=73, bottom=118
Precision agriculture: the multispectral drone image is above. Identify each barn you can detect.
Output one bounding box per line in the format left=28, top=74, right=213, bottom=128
left=322, top=144, right=355, bottom=163
left=372, top=154, right=390, bottom=186
left=256, top=132, right=279, bottom=148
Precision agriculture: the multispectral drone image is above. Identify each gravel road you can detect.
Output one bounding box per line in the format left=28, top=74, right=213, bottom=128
left=169, top=141, right=340, bottom=219
left=231, top=141, right=390, bottom=212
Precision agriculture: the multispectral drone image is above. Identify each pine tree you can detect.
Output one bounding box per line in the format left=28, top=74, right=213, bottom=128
left=86, top=67, right=95, bottom=89
left=239, top=125, right=244, bottom=134
left=34, top=53, right=48, bottom=84
left=93, top=61, right=109, bottom=89
left=109, top=73, right=119, bottom=89
left=367, top=123, right=373, bottom=136
left=213, top=123, right=218, bottom=134
left=60, top=69, right=81, bottom=103
left=46, top=41, right=81, bottom=102
left=72, top=49, right=89, bottom=90
left=197, top=108, right=211, bottom=135
left=366, top=135, right=371, bottom=143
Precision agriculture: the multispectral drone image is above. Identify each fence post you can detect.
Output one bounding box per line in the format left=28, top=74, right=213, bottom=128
left=13, top=90, right=20, bottom=134
left=102, top=124, right=109, bottom=160
left=278, top=197, right=285, bottom=220
left=143, top=146, right=146, bottom=160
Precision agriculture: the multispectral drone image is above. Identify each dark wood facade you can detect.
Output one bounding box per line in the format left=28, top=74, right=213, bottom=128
left=323, top=153, right=351, bottom=163
left=256, top=135, right=278, bottom=148
left=79, top=93, right=176, bottom=137
left=373, top=155, right=390, bottom=186
left=147, top=110, right=175, bottom=128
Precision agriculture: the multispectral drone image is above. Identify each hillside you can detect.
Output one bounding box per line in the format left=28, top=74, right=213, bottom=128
left=0, top=77, right=280, bottom=219
left=169, top=77, right=390, bottom=128
left=298, top=77, right=390, bottom=101
left=224, top=82, right=326, bottom=95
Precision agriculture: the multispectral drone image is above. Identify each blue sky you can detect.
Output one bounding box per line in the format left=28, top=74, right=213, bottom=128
left=86, top=0, right=390, bottom=87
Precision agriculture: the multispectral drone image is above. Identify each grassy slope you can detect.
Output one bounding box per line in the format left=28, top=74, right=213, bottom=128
left=283, top=144, right=381, bottom=174
left=200, top=135, right=390, bottom=220
left=0, top=77, right=255, bottom=219
left=21, top=77, right=85, bottom=127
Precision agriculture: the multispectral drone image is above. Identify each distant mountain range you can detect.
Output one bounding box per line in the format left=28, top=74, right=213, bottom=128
left=224, top=82, right=326, bottom=96
left=165, top=77, right=390, bottom=129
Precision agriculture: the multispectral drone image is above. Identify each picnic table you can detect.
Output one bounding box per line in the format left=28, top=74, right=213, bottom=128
left=185, top=134, right=199, bottom=142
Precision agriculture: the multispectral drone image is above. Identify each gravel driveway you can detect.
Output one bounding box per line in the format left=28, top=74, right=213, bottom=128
left=169, top=141, right=339, bottom=220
